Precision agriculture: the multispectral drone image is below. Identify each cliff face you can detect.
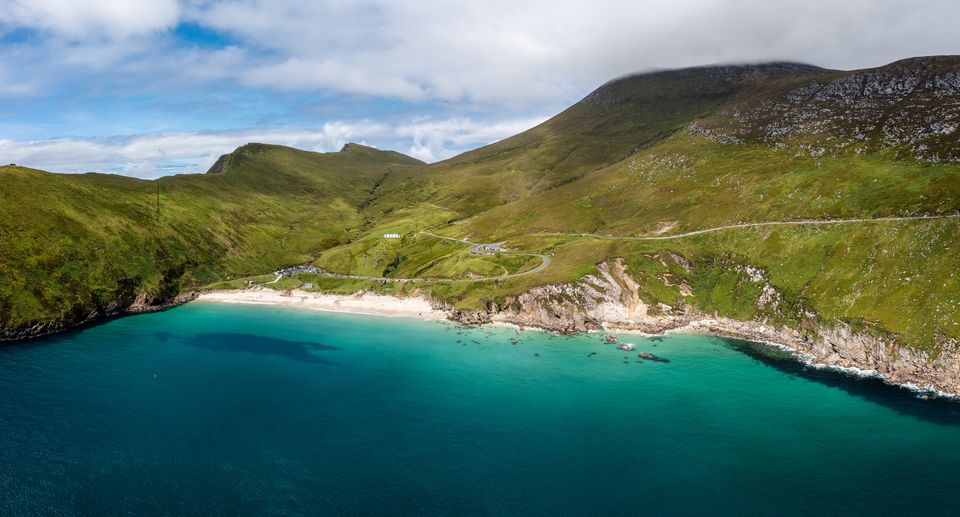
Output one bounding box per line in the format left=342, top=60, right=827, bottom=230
left=0, top=291, right=197, bottom=342
left=450, top=258, right=960, bottom=396
left=452, top=259, right=657, bottom=333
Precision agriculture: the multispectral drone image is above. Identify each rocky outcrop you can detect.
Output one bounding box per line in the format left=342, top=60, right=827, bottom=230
left=691, top=56, right=960, bottom=163
left=448, top=259, right=653, bottom=334
left=205, top=153, right=231, bottom=175
left=448, top=258, right=960, bottom=396
left=685, top=318, right=960, bottom=396
left=0, top=291, right=198, bottom=342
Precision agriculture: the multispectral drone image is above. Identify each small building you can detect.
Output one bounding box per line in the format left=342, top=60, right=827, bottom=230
left=383, top=233, right=401, bottom=239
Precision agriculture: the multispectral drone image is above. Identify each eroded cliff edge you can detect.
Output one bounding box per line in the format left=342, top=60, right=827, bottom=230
left=447, top=258, right=960, bottom=396
left=0, top=291, right=198, bottom=342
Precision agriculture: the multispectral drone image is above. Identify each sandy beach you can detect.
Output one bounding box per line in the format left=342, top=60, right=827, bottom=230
left=196, top=288, right=449, bottom=320
left=196, top=288, right=958, bottom=398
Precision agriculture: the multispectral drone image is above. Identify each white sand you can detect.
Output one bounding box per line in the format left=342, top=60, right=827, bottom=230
left=196, top=288, right=448, bottom=320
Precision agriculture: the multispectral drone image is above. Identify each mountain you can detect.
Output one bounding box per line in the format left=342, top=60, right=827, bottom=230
left=692, top=56, right=960, bottom=163
left=0, top=144, right=422, bottom=338
left=366, top=62, right=828, bottom=217
left=3, top=56, right=960, bottom=391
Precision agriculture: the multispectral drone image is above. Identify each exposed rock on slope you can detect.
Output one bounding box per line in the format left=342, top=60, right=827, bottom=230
left=450, top=258, right=960, bottom=395
left=692, top=56, right=960, bottom=163
left=205, top=153, right=232, bottom=175
left=0, top=291, right=197, bottom=342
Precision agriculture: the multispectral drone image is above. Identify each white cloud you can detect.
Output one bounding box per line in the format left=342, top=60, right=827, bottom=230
left=0, top=0, right=180, bottom=39
left=185, top=0, right=960, bottom=104
left=0, top=116, right=544, bottom=178
left=243, top=58, right=428, bottom=100
left=2, top=0, right=959, bottom=106
left=0, top=63, right=35, bottom=95
left=397, top=117, right=546, bottom=162
left=0, top=0, right=958, bottom=176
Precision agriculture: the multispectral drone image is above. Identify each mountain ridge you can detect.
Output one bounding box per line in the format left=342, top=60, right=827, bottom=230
left=4, top=55, right=960, bottom=394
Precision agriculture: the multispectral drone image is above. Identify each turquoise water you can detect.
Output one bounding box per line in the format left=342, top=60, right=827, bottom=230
left=2, top=303, right=960, bottom=515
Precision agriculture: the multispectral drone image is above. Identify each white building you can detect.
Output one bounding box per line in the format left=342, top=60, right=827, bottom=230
left=383, top=233, right=401, bottom=239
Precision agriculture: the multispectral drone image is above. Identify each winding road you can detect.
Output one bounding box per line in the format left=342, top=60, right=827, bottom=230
left=287, top=213, right=958, bottom=284
left=303, top=231, right=551, bottom=284
left=571, top=213, right=960, bottom=241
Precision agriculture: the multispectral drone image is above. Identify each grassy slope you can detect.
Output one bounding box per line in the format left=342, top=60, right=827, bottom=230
left=693, top=56, right=960, bottom=163
left=365, top=63, right=827, bottom=219
left=303, top=59, right=960, bottom=352
left=0, top=144, right=422, bottom=329
left=5, top=58, right=960, bottom=353
left=459, top=132, right=960, bottom=238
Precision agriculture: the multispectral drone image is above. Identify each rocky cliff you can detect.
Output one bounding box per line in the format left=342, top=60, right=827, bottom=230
left=691, top=56, right=960, bottom=163
left=0, top=291, right=197, bottom=342
left=449, top=258, right=960, bottom=396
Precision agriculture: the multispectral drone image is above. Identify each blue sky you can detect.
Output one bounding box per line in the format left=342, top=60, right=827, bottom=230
left=0, top=0, right=957, bottom=177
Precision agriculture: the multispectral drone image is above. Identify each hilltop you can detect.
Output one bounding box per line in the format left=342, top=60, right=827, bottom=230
left=692, top=55, right=960, bottom=163
left=0, top=144, right=422, bottom=338
left=3, top=56, right=960, bottom=392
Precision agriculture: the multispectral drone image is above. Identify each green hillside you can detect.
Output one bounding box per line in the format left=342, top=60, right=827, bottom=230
left=0, top=143, right=422, bottom=333
left=309, top=57, right=960, bottom=351
left=367, top=62, right=826, bottom=217
left=3, top=56, right=960, bottom=353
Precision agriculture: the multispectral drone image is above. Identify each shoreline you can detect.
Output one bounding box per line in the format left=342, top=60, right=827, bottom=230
left=195, top=288, right=956, bottom=399
left=585, top=323, right=955, bottom=399
left=603, top=321, right=956, bottom=399
left=195, top=288, right=448, bottom=321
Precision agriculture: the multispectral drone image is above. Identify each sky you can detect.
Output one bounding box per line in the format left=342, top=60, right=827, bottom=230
left=0, top=0, right=958, bottom=178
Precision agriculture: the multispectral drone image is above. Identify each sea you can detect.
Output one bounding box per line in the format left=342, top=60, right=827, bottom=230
left=2, top=302, right=959, bottom=515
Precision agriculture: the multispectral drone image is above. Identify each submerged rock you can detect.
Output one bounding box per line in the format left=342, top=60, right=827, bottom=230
left=638, top=352, right=670, bottom=363
left=446, top=256, right=960, bottom=396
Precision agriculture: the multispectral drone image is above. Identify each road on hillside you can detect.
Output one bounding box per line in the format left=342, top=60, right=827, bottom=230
left=294, top=214, right=957, bottom=284
left=570, top=213, right=960, bottom=241
left=306, top=231, right=550, bottom=284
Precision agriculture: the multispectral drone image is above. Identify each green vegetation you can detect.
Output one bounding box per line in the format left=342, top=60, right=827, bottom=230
left=0, top=144, right=422, bottom=329
left=3, top=57, right=960, bottom=354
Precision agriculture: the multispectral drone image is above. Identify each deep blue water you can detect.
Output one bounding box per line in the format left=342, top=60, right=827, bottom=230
left=2, top=302, right=960, bottom=515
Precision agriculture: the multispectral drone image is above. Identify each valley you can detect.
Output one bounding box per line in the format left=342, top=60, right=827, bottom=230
left=4, top=56, right=960, bottom=393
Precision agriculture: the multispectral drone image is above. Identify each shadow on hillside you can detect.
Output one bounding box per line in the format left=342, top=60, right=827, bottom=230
left=182, top=332, right=340, bottom=364
left=718, top=337, right=960, bottom=426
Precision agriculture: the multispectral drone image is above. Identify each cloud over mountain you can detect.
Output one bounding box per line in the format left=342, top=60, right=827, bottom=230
left=0, top=0, right=957, bottom=175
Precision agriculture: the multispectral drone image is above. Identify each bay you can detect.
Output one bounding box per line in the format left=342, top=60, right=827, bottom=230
left=1, top=302, right=959, bottom=515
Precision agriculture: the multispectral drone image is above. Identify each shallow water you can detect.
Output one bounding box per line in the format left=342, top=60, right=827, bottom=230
left=2, top=302, right=959, bottom=515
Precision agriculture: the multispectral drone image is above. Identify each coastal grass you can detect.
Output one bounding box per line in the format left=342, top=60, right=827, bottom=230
left=6, top=59, right=960, bottom=356
left=323, top=214, right=960, bottom=351
left=0, top=144, right=422, bottom=328
left=457, top=132, right=960, bottom=241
